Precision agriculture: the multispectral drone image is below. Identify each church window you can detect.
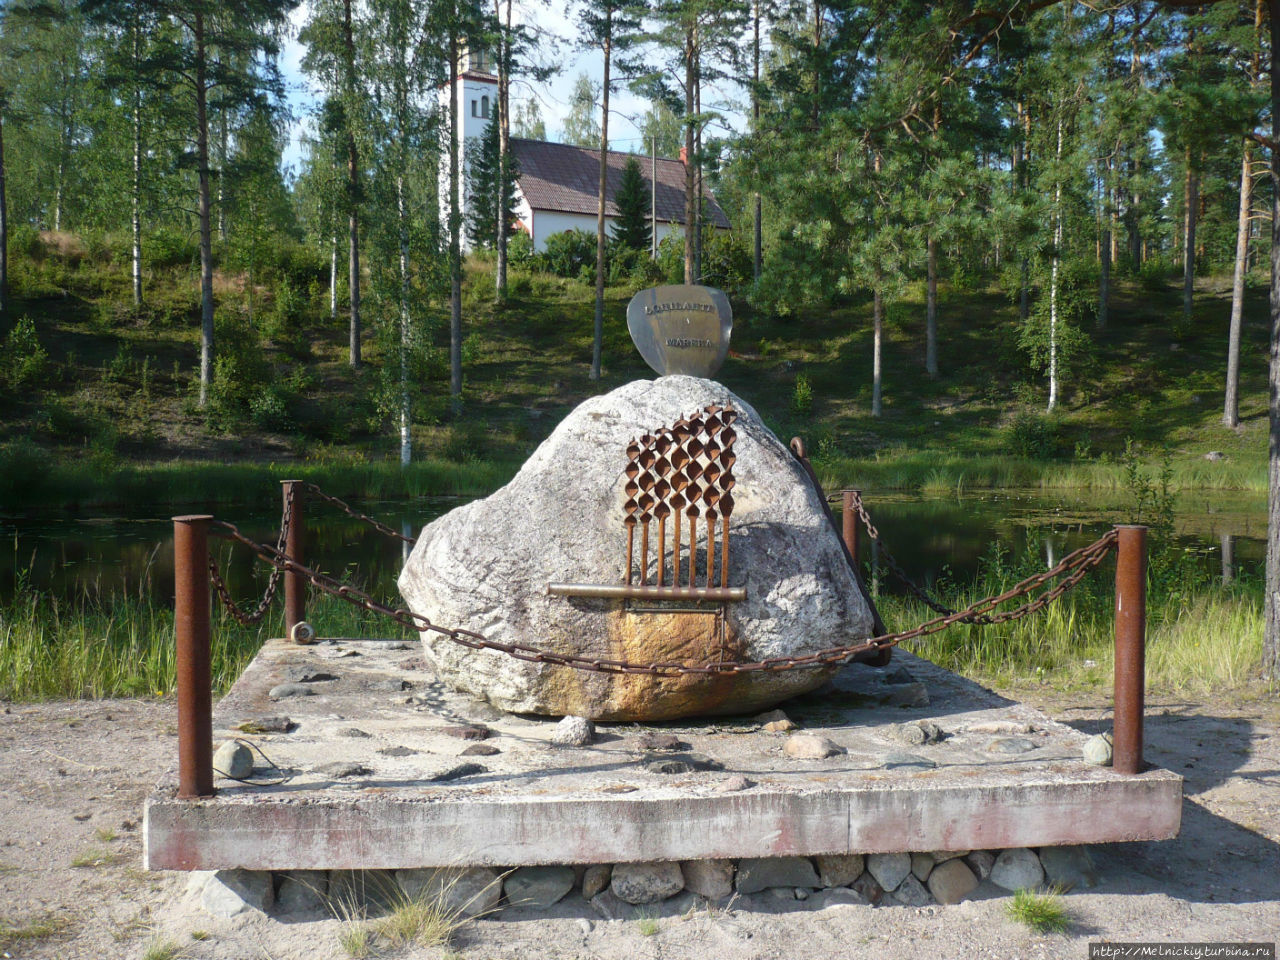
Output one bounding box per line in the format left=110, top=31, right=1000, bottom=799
left=471, top=100, right=478, bottom=118
left=481, top=95, right=490, bottom=119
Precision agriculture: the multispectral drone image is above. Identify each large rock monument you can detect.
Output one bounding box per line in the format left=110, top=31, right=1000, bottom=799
left=398, top=288, right=874, bottom=721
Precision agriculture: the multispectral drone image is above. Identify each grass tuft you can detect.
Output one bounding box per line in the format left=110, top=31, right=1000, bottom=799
left=635, top=910, right=660, bottom=936
left=337, top=923, right=371, bottom=959
left=0, top=913, right=74, bottom=947
left=140, top=937, right=183, bottom=960
left=71, top=846, right=118, bottom=868
left=1004, top=887, right=1070, bottom=933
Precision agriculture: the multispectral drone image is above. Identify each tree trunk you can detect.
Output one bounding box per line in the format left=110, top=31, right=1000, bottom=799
left=752, top=0, right=761, bottom=284
left=449, top=32, right=463, bottom=406
left=1226, top=140, right=1252, bottom=429
left=195, top=13, right=214, bottom=408
left=494, top=0, right=512, bottom=299
left=344, top=0, right=361, bottom=368
left=1263, top=0, right=1280, bottom=682
left=591, top=27, right=611, bottom=382
left=926, top=235, right=938, bottom=377
left=683, top=27, right=695, bottom=285
left=872, top=288, right=882, bottom=418
left=0, top=108, right=7, bottom=319
left=399, top=171, right=411, bottom=467
left=329, top=233, right=338, bottom=319
left=1047, top=113, right=1063, bottom=413
left=1099, top=161, right=1110, bottom=329
left=1183, top=149, right=1197, bottom=321
left=217, top=101, right=227, bottom=241
left=692, top=39, right=702, bottom=283
left=132, top=82, right=143, bottom=307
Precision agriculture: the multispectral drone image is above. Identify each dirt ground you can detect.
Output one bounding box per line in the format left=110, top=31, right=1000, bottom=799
left=1, top=683, right=1277, bottom=960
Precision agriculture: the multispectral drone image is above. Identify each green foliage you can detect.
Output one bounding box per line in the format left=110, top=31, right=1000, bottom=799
left=539, top=229, right=598, bottom=279
left=466, top=117, right=520, bottom=250
left=611, top=157, right=651, bottom=253
left=1003, top=411, right=1062, bottom=460
left=1, top=318, right=51, bottom=392
left=792, top=373, right=813, bottom=414
left=1004, top=888, right=1070, bottom=933
left=561, top=72, right=600, bottom=147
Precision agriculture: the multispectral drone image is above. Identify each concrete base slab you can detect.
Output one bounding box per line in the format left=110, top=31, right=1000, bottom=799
left=144, top=639, right=1181, bottom=871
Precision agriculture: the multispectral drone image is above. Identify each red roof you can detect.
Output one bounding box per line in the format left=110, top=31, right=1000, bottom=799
left=509, top=138, right=730, bottom=228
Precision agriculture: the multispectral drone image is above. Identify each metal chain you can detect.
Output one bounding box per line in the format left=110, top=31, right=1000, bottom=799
left=209, top=518, right=1117, bottom=676
left=302, top=482, right=416, bottom=544
left=208, top=486, right=295, bottom=626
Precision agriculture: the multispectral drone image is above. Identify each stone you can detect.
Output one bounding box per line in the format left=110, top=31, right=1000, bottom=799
left=1039, top=846, right=1098, bottom=890
left=716, top=775, right=753, bottom=792
left=966, top=720, right=1033, bottom=735
left=927, top=860, right=978, bottom=905
left=929, top=850, right=969, bottom=863
left=1204, top=451, right=1224, bottom=462
left=626, top=285, right=733, bottom=378
left=611, top=861, right=685, bottom=904
left=793, top=887, right=810, bottom=901
left=398, top=376, right=875, bottom=721
left=784, top=734, right=841, bottom=760
left=910, top=853, right=934, bottom=882
left=645, top=753, right=721, bottom=774
left=764, top=719, right=798, bottom=733
left=964, top=851, right=996, bottom=881
left=755, top=708, right=792, bottom=725
left=335, top=727, right=371, bottom=738
left=735, top=857, right=820, bottom=894
left=866, top=853, right=911, bottom=892
left=235, top=716, right=294, bottom=734
left=1083, top=733, right=1114, bottom=766
left=396, top=867, right=502, bottom=919
left=276, top=870, right=328, bottom=914
left=589, top=888, right=632, bottom=921
left=461, top=742, right=500, bottom=756
left=814, top=886, right=871, bottom=909
left=314, top=761, right=369, bottom=779
left=884, top=666, right=915, bottom=684
left=881, top=752, right=936, bottom=770
left=634, top=733, right=687, bottom=752
left=681, top=859, right=733, bottom=900
left=201, top=869, right=274, bottom=918
left=850, top=872, right=884, bottom=905
left=892, top=875, right=932, bottom=906
left=504, top=866, right=575, bottom=909
left=815, top=854, right=864, bottom=888
left=442, top=724, right=490, bottom=740
left=283, top=667, right=337, bottom=683
left=463, top=699, right=505, bottom=721
left=990, top=848, right=1045, bottom=892
left=213, top=741, right=252, bottom=779
left=581, top=865, right=612, bottom=900
left=377, top=745, right=418, bottom=757
left=268, top=683, right=314, bottom=699
left=372, top=679, right=413, bottom=692
left=890, top=721, right=943, bottom=746
left=552, top=716, right=595, bottom=746
left=428, top=763, right=486, bottom=782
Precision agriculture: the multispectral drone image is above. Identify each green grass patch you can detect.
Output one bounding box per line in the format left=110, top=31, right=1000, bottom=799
left=1004, top=887, right=1070, bottom=933
left=0, top=913, right=74, bottom=948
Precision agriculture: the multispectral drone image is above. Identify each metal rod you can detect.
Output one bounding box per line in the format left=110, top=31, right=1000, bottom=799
left=656, top=516, right=666, bottom=587
left=689, top=516, right=697, bottom=588
left=1113, top=524, right=1148, bottom=776
left=548, top=582, right=747, bottom=601
left=626, top=525, right=635, bottom=585
left=842, top=489, right=861, bottom=569
left=173, top=514, right=214, bottom=799
left=721, top=514, right=729, bottom=589
left=640, top=521, right=650, bottom=586
left=673, top=512, right=682, bottom=586
left=282, top=480, right=305, bottom=638
left=706, top=518, right=716, bottom=589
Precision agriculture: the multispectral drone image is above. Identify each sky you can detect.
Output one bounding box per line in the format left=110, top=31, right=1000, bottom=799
left=278, top=1, right=747, bottom=177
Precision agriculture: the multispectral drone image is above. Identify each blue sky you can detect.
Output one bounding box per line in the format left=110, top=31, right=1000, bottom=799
left=278, top=2, right=746, bottom=176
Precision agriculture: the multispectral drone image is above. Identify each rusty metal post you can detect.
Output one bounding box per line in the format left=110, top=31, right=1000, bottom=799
left=841, top=490, right=861, bottom=569
left=282, top=480, right=305, bottom=638
left=173, top=514, right=214, bottom=799
left=1113, top=525, right=1148, bottom=775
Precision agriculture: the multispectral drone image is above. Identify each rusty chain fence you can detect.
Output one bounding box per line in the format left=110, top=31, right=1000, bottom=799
left=170, top=474, right=1149, bottom=799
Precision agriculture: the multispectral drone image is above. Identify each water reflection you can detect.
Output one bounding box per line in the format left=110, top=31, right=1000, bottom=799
left=0, top=490, right=1264, bottom=606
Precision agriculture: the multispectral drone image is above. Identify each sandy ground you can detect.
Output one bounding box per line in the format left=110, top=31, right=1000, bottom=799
left=1, top=684, right=1277, bottom=960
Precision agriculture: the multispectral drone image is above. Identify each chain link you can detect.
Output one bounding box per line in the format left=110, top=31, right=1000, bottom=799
left=301, top=482, right=416, bottom=544
left=208, top=517, right=1117, bottom=676
left=209, top=485, right=295, bottom=626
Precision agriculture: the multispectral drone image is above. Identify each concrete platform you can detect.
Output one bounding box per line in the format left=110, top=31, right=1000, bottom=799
left=144, top=639, right=1182, bottom=871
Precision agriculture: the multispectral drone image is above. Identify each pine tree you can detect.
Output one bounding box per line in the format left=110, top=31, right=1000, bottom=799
left=466, top=114, right=518, bottom=249
left=611, top=156, right=650, bottom=251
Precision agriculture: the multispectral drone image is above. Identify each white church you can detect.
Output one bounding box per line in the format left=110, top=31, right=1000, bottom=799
left=440, top=50, right=730, bottom=253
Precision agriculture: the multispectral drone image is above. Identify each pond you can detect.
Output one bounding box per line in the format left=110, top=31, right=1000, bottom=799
left=0, top=487, right=1265, bottom=612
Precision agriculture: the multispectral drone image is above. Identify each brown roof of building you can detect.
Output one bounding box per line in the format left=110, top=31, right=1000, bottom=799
left=509, top=138, right=731, bottom=229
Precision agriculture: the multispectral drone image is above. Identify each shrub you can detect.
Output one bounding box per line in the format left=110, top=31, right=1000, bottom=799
left=507, top=231, right=534, bottom=264
left=539, top=229, right=597, bottom=279
left=792, top=373, right=814, bottom=414
left=249, top=386, right=295, bottom=432
left=144, top=228, right=199, bottom=271
left=701, top=229, right=751, bottom=294
left=1004, top=410, right=1062, bottom=460
left=2, top=317, right=51, bottom=392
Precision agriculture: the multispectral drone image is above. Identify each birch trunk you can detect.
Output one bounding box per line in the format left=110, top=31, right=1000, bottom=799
left=196, top=12, right=214, bottom=407
left=1225, top=141, right=1252, bottom=428
left=591, top=25, right=611, bottom=382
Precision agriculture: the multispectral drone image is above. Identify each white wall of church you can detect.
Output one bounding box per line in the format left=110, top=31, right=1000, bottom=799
left=527, top=211, right=685, bottom=254
left=438, top=72, right=498, bottom=252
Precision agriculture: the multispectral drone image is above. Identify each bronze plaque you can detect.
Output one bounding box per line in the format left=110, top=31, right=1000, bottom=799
left=626, top=284, right=733, bottom=378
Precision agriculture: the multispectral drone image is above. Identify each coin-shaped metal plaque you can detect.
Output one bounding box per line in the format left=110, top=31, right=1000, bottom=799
left=626, top=284, right=733, bottom=378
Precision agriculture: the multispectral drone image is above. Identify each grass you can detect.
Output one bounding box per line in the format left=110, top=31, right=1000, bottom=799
left=635, top=910, right=660, bottom=936
left=0, top=589, right=410, bottom=701
left=0, top=913, right=74, bottom=948
left=70, top=846, right=118, bottom=868
left=1004, top=887, right=1070, bottom=933
left=140, top=937, right=183, bottom=960
left=94, top=826, right=118, bottom=842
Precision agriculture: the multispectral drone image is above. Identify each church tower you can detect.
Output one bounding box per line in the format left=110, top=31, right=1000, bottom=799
left=439, top=47, right=497, bottom=252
